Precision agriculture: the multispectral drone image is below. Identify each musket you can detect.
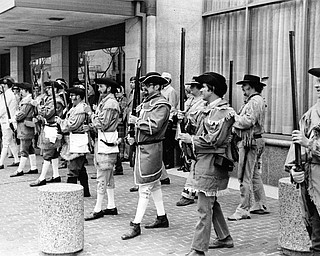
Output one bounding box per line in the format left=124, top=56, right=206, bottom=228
left=289, top=30, right=312, bottom=234
left=128, top=59, right=141, bottom=138
left=229, top=60, right=233, bottom=106
left=178, top=28, right=195, bottom=168
left=51, top=81, right=57, bottom=117
left=83, top=53, right=93, bottom=152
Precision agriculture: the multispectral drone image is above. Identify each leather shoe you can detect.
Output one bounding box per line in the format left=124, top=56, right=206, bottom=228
left=85, top=211, right=104, bottom=221
left=30, top=179, right=46, bottom=187
left=185, top=249, right=205, bottom=256
left=47, top=176, right=62, bottom=183
left=7, top=162, right=20, bottom=167
left=145, top=214, right=169, bottom=229
left=10, top=171, right=24, bottom=177
left=160, top=177, right=170, bottom=185
left=102, top=207, right=118, bottom=215
left=0, top=165, right=4, bottom=169
left=176, top=197, right=195, bottom=206
left=25, top=169, right=38, bottom=174
left=58, top=162, right=67, bottom=169
left=121, top=222, right=141, bottom=240
left=209, top=235, right=234, bottom=249
left=129, top=186, right=139, bottom=192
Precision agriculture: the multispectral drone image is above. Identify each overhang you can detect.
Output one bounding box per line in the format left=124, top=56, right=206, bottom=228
left=0, top=0, right=136, bottom=55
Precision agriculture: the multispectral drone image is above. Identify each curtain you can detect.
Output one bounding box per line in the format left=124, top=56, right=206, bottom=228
left=203, top=10, right=246, bottom=113
left=308, top=0, right=320, bottom=105
left=249, top=0, right=303, bottom=134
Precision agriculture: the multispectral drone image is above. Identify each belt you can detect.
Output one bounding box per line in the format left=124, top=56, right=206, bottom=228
left=136, top=139, right=164, bottom=146
left=64, top=132, right=86, bottom=135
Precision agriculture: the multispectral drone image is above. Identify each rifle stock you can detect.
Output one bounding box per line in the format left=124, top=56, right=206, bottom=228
left=128, top=59, right=141, bottom=137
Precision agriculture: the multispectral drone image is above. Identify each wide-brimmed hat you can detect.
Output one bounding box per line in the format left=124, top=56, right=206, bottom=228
left=141, top=72, right=168, bottom=86
left=16, top=82, right=33, bottom=91
left=236, top=74, right=267, bottom=87
left=308, top=68, right=320, bottom=78
left=44, top=81, right=63, bottom=90
left=94, top=78, right=120, bottom=89
left=56, top=78, right=68, bottom=89
left=194, top=72, right=227, bottom=96
left=68, top=84, right=86, bottom=95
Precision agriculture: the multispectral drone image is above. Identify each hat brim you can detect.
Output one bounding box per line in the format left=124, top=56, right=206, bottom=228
left=94, top=78, right=120, bottom=89
left=308, top=68, right=320, bottom=78
left=142, top=75, right=168, bottom=85
left=236, top=80, right=266, bottom=87
left=68, top=87, right=85, bottom=95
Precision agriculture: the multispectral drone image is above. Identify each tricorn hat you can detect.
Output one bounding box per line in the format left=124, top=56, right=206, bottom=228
left=68, top=83, right=86, bottom=95
left=308, top=68, right=320, bottom=78
left=44, top=81, right=63, bottom=90
left=186, top=76, right=202, bottom=87
left=141, top=72, right=168, bottom=86
left=236, top=74, right=267, bottom=87
left=94, top=77, right=120, bottom=89
left=0, top=76, right=15, bottom=86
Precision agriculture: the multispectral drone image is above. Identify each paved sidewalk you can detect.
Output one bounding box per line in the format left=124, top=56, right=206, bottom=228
left=0, top=155, right=282, bottom=256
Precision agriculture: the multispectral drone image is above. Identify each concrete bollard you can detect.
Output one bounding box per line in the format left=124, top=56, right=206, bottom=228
left=38, top=183, right=84, bottom=254
left=278, top=177, right=311, bottom=255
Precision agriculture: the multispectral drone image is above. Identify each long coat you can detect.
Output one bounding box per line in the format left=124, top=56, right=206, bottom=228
left=134, top=92, right=171, bottom=185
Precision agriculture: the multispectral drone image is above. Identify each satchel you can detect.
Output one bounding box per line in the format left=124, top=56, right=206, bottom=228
left=97, top=130, right=119, bottom=154
left=214, top=154, right=234, bottom=172
left=69, top=133, right=89, bottom=153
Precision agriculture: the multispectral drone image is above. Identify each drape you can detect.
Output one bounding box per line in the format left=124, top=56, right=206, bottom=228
left=203, top=0, right=320, bottom=135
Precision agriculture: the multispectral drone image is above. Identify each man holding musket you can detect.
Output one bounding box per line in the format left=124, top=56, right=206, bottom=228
left=56, top=83, right=91, bottom=197
left=121, top=72, right=171, bottom=240
left=0, top=77, right=20, bottom=169
left=228, top=74, right=268, bottom=221
left=286, top=68, right=320, bottom=254
left=85, top=78, right=121, bottom=221
left=29, top=81, right=65, bottom=186
left=179, top=72, right=235, bottom=256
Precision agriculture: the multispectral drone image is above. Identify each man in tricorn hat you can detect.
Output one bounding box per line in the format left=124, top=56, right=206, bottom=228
left=179, top=72, right=235, bottom=256
left=56, top=83, right=91, bottom=196
left=10, top=82, right=38, bottom=177
left=286, top=68, right=320, bottom=254
left=121, top=72, right=171, bottom=240
left=0, top=77, right=20, bottom=169
left=228, top=74, right=268, bottom=221
left=84, top=77, right=121, bottom=221
left=29, top=81, right=65, bottom=186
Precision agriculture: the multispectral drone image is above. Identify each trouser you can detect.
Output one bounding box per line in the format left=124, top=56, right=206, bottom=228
left=181, top=161, right=197, bottom=199
left=191, top=192, right=230, bottom=252
left=304, top=190, right=320, bottom=252
left=96, top=153, right=117, bottom=194
left=0, top=124, right=19, bottom=165
left=20, top=139, right=35, bottom=158
left=42, top=148, right=59, bottom=161
left=237, top=138, right=267, bottom=212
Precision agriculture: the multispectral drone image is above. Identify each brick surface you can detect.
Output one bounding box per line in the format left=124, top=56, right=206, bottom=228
left=0, top=155, right=283, bottom=256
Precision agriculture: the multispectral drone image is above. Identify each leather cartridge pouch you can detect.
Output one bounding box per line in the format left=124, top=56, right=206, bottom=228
left=214, top=154, right=234, bottom=172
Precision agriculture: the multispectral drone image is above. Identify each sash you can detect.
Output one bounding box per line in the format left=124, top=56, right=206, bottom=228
left=97, top=130, right=119, bottom=154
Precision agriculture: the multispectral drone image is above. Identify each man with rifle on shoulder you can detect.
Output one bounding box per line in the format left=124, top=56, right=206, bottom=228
left=121, top=72, right=171, bottom=240
left=29, top=81, right=65, bottom=186
left=286, top=68, right=320, bottom=255
left=0, top=76, right=20, bottom=169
